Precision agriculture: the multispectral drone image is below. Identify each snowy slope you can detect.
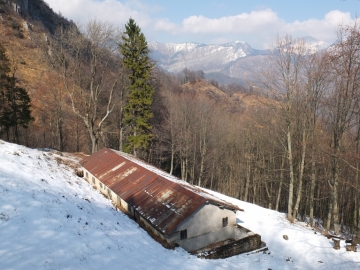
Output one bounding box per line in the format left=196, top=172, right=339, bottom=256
left=0, top=140, right=358, bottom=270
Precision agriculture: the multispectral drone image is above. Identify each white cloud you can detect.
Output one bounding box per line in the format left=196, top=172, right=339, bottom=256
left=182, top=9, right=281, bottom=34
left=278, top=10, right=353, bottom=47
left=179, top=9, right=355, bottom=48
left=153, top=18, right=178, bottom=33
left=325, top=10, right=353, bottom=25
left=43, top=1, right=356, bottom=49
left=43, top=0, right=149, bottom=28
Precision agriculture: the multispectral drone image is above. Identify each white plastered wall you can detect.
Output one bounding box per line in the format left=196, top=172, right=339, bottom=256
left=175, top=203, right=237, bottom=251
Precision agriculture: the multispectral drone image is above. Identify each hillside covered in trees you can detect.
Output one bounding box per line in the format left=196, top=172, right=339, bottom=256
left=0, top=0, right=360, bottom=239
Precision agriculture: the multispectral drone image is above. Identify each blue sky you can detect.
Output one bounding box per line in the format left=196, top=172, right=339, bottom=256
left=43, top=0, right=359, bottom=49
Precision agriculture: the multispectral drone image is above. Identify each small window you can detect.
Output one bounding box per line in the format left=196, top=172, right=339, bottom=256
left=128, top=205, right=134, bottom=216
left=85, top=172, right=88, bottom=178
left=134, top=210, right=140, bottom=222
left=180, top=229, right=187, bottom=240
left=99, top=182, right=103, bottom=188
left=222, top=217, right=228, bottom=227
left=92, top=177, right=95, bottom=184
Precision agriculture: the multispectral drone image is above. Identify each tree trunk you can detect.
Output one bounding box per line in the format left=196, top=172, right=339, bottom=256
left=293, top=124, right=307, bottom=220
left=210, top=157, right=215, bottom=190
left=76, top=115, right=80, bottom=152
left=326, top=196, right=333, bottom=232
left=287, top=124, right=295, bottom=222
left=197, top=134, right=207, bottom=187
left=355, top=164, right=360, bottom=231
left=243, top=158, right=251, bottom=202
left=118, top=127, right=123, bottom=151
left=354, top=123, right=360, bottom=231
left=275, top=155, right=285, bottom=212
left=169, top=141, right=175, bottom=175
left=332, top=148, right=341, bottom=234
left=309, top=143, right=316, bottom=227
left=326, top=138, right=341, bottom=234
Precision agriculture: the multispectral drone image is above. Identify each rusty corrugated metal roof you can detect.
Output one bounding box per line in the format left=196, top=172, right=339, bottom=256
left=81, top=148, right=242, bottom=236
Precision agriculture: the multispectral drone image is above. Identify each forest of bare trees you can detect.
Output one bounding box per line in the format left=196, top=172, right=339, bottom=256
left=152, top=22, right=360, bottom=235
left=1, top=5, right=360, bottom=236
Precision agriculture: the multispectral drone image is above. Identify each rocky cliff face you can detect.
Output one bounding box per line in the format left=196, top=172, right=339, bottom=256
left=4, top=0, right=74, bottom=33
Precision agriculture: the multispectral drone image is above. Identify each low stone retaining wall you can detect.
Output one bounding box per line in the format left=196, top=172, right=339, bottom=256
left=195, top=234, right=262, bottom=259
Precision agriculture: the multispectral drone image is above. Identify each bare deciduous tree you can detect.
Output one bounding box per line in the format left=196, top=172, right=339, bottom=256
left=262, top=35, right=308, bottom=222
left=323, top=22, right=360, bottom=234
left=54, top=20, right=123, bottom=153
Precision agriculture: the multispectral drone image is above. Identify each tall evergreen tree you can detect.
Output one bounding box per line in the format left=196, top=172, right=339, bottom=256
left=120, top=18, right=155, bottom=157
left=0, top=43, right=10, bottom=102
left=1, top=73, right=33, bottom=142
left=0, top=43, right=10, bottom=79
left=0, top=43, right=11, bottom=138
left=0, top=43, right=33, bottom=142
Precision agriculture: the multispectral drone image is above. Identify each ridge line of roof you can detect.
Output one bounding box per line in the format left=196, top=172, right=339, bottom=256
left=108, top=148, right=243, bottom=211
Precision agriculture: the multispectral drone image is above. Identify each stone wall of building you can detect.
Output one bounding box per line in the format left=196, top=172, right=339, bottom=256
left=196, top=234, right=262, bottom=259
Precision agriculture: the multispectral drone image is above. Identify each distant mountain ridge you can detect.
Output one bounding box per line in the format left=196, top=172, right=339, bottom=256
left=149, top=37, right=327, bottom=85
left=149, top=40, right=267, bottom=73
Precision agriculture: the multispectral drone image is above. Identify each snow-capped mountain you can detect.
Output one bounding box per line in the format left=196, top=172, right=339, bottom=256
left=302, top=36, right=327, bottom=52
left=149, top=40, right=266, bottom=74
left=275, top=36, right=327, bottom=55
left=149, top=37, right=327, bottom=85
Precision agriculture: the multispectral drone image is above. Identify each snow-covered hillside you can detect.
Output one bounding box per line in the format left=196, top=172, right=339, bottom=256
left=0, top=140, right=358, bottom=269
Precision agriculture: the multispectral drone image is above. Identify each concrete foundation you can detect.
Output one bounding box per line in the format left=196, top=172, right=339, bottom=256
left=194, top=233, right=262, bottom=259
